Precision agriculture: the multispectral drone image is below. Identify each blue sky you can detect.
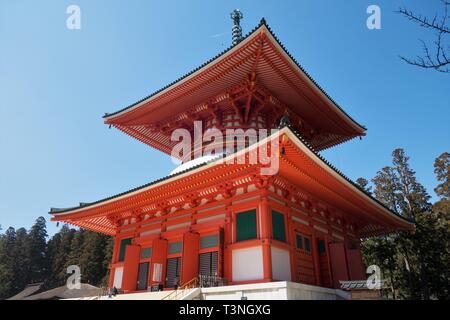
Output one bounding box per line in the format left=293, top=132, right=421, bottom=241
left=0, top=0, right=449, bottom=236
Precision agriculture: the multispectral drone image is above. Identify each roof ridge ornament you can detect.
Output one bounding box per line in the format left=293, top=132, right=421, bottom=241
left=230, top=9, right=244, bottom=45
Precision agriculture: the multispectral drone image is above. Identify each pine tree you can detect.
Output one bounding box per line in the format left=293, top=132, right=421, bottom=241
left=0, top=227, right=17, bottom=299
left=64, top=228, right=86, bottom=276
left=356, top=177, right=372, bottom=194
left=101, top=236, right=114, bottom=286
left=430, top=151, right=450, bottom=299
left=362, top=148, right=449, bottom=299
left=434, top=152, right=450, bottom=200
left=78, top=231, right=108, bottom=285
left=392, top=149, right=431, bottom=219
left=27, top=217, right=48, bottom=284
left=46, top=224, right=76, bottom=288
left=372, top=166, right=403, bottom=214
left=13, top=228, right=31, bottom=293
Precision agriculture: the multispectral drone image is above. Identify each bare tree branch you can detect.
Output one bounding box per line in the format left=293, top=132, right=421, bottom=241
left=397, top=0, right=450, bottom=73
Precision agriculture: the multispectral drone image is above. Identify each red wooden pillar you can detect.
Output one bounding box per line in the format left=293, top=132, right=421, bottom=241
left=181, top=232, right=200, bottom=285
left=329, top=242, right=350, bottom=288
left=111, top=237, right=120, bottom=263
left=121, top=244, right=141, bottom=292
left=261, top=194, right=272, bottom=281
left=324, top=236, right=333, bottom=287
left=346, top=243, right=365, bottom=280
left=286, top=209, right=297, bottom=282
left=149, top=238, right=168, bottom=288
left=311, top=231, right=321, bottom=286
left=223, top=204, right=232, bottom=281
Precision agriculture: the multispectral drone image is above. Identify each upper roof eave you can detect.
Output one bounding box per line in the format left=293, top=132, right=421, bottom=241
left=103, top=19, right=366, bottom=134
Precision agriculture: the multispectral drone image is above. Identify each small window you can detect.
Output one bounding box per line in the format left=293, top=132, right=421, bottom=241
left=118, top=238, right=132, bottom=262
left=318, top=239, right=326, bottom=255
left=200, top=235, right=218, bottom=249
left=236, top=210, right=257, bottom=242
left=304, top=237, right=311, bottom=252
left=296, top=234, right=303, bottom=249
left=140, top=247, right=152, bottom=259
left=168, top=241, right=182, bottom=254
left=272, top=211, right=286, bottom=242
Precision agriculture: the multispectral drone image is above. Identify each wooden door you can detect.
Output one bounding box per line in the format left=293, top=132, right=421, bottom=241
left=137, top=262, right=149, bottom=291
left=317, top=238, right=332, bottom=287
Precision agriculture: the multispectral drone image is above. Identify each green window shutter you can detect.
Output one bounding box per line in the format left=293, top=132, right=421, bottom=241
left=118, top=238, right=132, bottom=262
left=272, top=211, right=286, bottom=242
left=199, top=251, right=218, bottom=276
left=168, top=241, right=182, bottom=254
left=236, top=210, right=257, bottom=242
left=141, top=247, right=152, bottom=259
left=317, top=239, right=325, bottom=254
left=304, top=237, right=311, bottom=252
left=166, top=257, right=182, bottom=287
left=296, top=234, right=303, bottom=249
left=200, top=235, right=219, bottom=249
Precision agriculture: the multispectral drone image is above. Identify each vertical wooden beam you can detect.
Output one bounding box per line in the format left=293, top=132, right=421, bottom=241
left=149, top=238, right=168, bottom=288
left=260, top=192, right=272, bottom=281
left=311, top=231, right=321, bottom=286
left=181, top=232, right=200, bottom=285
left=122, top=244, right=141, bottom=292
left=286, top=207, right=297, bottom=282
left=324, top=235, right=333, bottom=287
left=223, top=202, right=233, bottom=281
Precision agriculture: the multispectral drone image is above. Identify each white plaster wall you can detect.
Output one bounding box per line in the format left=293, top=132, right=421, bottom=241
left=72, top=281, right=350, bottom=300
left=200, top=281, right=350, bottom=300
left=232, top=246, right=264, bottom=282
left=271, top=247, right=291, bottom=281
left=113, top=267, right=123, bottom=289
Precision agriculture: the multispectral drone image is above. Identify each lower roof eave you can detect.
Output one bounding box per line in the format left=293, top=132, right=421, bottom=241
left=48, top=125, right=414, bottom=234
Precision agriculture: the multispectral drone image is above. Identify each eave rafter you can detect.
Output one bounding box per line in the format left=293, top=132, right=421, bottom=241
left=52, top=164, right=261, bottom=231
left=270, top=174, right=364, bottom=231
left=279, top=139, right=400, bottom=232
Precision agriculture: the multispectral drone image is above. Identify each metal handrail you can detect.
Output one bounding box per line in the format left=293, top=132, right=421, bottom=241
left=198, top=275, right=227, bottom=288
left=162, top=277, right=199, bottom=300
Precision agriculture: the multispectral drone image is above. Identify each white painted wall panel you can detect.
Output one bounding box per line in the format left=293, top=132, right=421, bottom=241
left=271, top=247, right=291, bottom=281
left=113, top=267, right=123, bottom=289
left=232, top=246, right=264, bottom=281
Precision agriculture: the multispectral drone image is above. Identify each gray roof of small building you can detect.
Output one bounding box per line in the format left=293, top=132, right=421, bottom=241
left=340, top=280, right=387, bottom=290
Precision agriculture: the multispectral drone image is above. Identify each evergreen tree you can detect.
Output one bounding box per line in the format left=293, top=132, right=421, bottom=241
left=362, top=148, right=450, bottom=300
left=372, top=166, right=403, bottom=214
left=27, top=217, right=48, bottom=284
left=101, top=236, right=114, bottom=286
left=356, top=177, right=372, bottom=194
left=434, top=152, right=450, bottom=200
left=0, top=219, right=113, bottom=298
left=78, top=231, right=110, bottom=285
left=0, top=227, right=17, bottom=298
left=392, top=149, right=431, bottom=218
left=13, top=228, right=31, bottom=293
left=361, top=236, right=399, bottom=299
left=46, top=224, right=76, bottom=288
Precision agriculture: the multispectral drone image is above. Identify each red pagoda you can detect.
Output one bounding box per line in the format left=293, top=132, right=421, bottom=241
left=50, top=14, right=414, bottom=293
